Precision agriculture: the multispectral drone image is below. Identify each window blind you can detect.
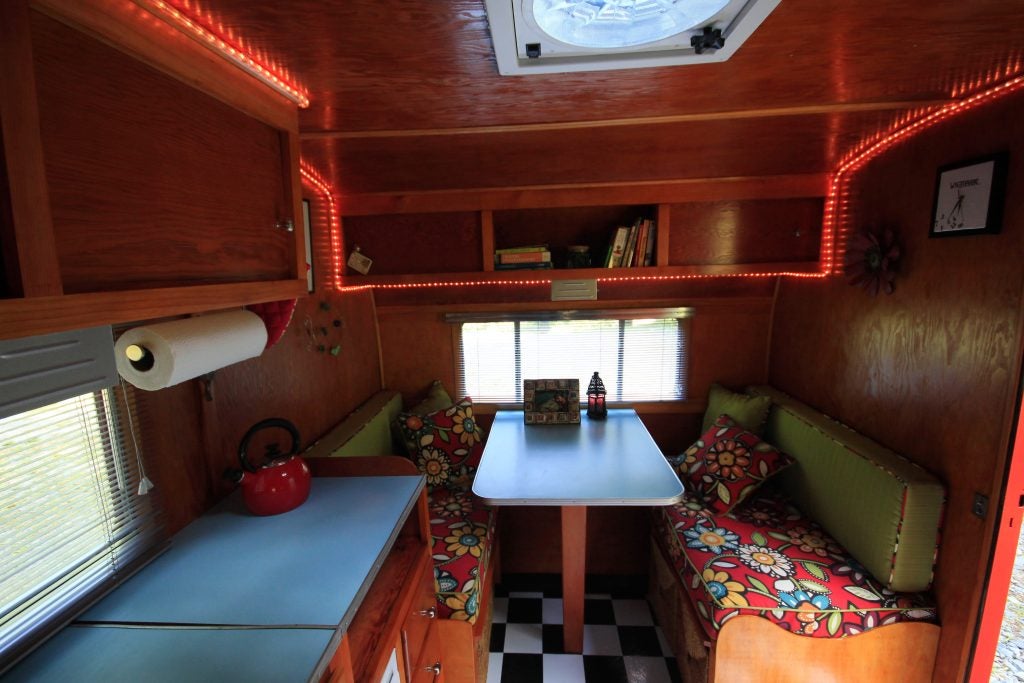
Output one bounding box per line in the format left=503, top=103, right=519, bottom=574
left=0, top=384, right=163, bottom=673
left=452, top=309, right=690, bottom=403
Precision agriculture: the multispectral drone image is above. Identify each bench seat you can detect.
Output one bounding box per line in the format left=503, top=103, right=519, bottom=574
left=427, top=488, right=497, bottom=624
left=652, top=490, right=937, bottom=641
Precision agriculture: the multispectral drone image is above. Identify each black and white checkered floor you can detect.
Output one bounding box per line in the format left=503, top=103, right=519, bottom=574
left=487, top=574, right=681, bottom=683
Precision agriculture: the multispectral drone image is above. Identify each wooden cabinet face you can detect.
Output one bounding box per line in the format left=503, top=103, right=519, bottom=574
left=31, top=12, right=293, bottom=293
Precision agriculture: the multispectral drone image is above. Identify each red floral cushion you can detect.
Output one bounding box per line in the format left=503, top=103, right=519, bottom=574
left=652, top=492, right=937, bottom=640
left=396, top=398, right=485, bottom=492
left=428, top=489, right=496, bottom=623
left=677, top=415, right=793, bottom=514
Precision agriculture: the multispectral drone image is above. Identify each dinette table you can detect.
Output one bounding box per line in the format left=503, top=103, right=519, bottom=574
left=472, top=408, right=684, bottom=653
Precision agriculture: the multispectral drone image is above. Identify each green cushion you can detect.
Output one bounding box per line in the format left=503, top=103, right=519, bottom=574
left=303, top=391, right=403, bottom=458
left=748, top=385, right=945, bottom=593
left=409, top=380, right=454, bottom=415
left=702, top=383, right=772, bottom=436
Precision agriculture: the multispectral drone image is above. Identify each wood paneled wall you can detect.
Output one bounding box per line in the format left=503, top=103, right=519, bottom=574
left=769, top=89, right=1024, bottom=682
left=135, top=199, right=383, bottom=534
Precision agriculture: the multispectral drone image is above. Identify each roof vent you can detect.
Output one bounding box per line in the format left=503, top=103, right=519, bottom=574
left=484, top=0, right=780, bottom=75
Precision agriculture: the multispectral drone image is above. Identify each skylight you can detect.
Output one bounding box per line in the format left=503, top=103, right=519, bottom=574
left=485, top=0, right=780, bottom=75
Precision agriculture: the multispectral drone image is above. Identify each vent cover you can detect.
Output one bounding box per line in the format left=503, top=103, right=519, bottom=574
left=484, top=0, right=780, bottom=75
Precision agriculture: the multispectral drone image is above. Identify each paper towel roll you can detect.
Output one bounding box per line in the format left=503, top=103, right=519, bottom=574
left=115, top=310, right=268, bottom=391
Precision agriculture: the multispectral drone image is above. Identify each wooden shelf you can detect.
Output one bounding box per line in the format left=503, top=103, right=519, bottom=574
left=341, top=262, right=820, bottom=288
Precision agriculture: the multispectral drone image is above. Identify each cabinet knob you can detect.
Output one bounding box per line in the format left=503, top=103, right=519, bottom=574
left=417, top=606, right=437, bottom=619
left=424, top=662, right=442, bottom=676
left=275, top=218, right=294, bottom=232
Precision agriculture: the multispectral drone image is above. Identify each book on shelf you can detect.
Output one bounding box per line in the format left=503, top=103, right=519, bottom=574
left=494, top=244, right=549, bottom=255
left=497, top=250, right=551, bottom=265
left=606, top=226, right=630, bottom=267
left=494, top=261, right=554, bottom=271
left=643, top=221, right=657, bottom=266
left=622, top=218, right=640, bottom=268
left=633, top=220, right=648, bottom=267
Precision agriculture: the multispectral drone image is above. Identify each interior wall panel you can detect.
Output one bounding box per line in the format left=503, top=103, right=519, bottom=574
left=769, top=88, right=1024, bottom=682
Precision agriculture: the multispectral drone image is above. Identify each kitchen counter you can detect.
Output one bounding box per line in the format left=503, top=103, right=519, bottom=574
left=4, top=475, right=424, bottom=682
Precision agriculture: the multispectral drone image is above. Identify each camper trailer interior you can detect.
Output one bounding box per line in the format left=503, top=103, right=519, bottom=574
left=2, top=1, right=1024, bottom=681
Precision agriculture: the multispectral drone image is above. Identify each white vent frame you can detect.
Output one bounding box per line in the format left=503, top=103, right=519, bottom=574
left=484, top=0, right=781, bottom=75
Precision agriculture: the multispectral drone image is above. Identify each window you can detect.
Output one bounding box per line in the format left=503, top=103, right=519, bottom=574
left=451, top=308, right=690, bottom=404
left=0, top=386, right=161, bottom=671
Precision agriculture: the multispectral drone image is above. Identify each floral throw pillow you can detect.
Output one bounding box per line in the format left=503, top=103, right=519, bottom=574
left=677, top=415, right=793, bottom=514
left=396, top=397, right=485, bottom=491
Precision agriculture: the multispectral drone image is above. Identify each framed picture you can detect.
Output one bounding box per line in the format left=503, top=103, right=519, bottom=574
left=523, top=379, right=580, bottom=424
left=930, top=153, right=1008, bottom=237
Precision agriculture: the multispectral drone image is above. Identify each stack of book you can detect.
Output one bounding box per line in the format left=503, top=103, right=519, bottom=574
left=494, top=245, right=553, bottom=270
left=604, top=218, right=656, bottom=268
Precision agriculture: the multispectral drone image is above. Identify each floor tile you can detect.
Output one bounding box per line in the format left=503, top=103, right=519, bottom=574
left=612, top=599, right=655, bottom=626
left=492, top=596, right=509, bottom=623
left=507, top=597, right=543, bottom=623
left=618, top=625, right=664, bottom=657
left=655, top=626, right=672, bottom=657
left=623, top=656, right=674, bottom=683
left=584, top=598, right=617, bottom=625
left=509, top=591, right=545, bottom=599
left=490, top=623, right=506, bottom=652
left=500, top=653, right=543, bottom=683
left=541, top=624, right=564, bottom=653
left=486, top=652, right=504, bottom=683
left=583, top=624, right=622, bottom=656
left=582, top=655, right=629, bottom=683
left=542, top=654, right=586, bottom=683
left=503, top=622, right=545, bottom=654
left=542, top=597, right=563, bottom=624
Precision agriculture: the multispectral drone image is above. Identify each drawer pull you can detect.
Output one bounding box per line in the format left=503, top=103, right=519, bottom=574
left=417, top=607, right=437, bottom=619
left=424, top=662, right=442, bottom=676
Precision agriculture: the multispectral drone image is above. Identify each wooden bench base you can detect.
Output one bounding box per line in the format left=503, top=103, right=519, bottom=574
left=648, top=536, right=940, bottom=683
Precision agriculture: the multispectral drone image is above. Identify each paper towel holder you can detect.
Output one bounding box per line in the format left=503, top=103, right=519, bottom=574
left=125, top=344, right=155, bottom=372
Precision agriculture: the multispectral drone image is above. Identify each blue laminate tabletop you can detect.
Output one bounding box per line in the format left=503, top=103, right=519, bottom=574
left=3, top=625, right=333, bottom=683
left=472, top=409, right=684, bottom=505
left=79, top=476, right=423, bottom=629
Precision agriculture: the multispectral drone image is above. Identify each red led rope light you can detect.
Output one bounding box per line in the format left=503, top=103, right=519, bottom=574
left=300, top=163, right=343, bottom=290
left=146, top=0, right=310, bottom=107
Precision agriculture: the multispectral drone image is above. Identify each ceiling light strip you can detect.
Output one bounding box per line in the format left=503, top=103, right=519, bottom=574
left=143, top=0, right=310, bottom=108
left=299, top=163, right=343, bottom=290
left=822, top=74, right=1024, bottom=275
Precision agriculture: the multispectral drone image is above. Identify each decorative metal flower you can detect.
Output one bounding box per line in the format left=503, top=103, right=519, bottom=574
left=844, top=228, right=900, bottom=296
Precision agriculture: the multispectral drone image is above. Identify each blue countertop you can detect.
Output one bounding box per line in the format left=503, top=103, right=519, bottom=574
left=4, top=475, right=424, bottom=682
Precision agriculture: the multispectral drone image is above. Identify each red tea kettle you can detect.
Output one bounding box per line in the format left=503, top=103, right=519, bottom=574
left=227, top=418, right=311, bottom=516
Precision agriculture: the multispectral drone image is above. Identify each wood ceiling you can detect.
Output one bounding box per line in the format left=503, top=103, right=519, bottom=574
left=195, top=1, right=1024, bottom=201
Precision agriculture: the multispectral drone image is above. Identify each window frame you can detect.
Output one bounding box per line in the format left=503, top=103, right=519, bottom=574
left=447, top=307, right=692, bottom=406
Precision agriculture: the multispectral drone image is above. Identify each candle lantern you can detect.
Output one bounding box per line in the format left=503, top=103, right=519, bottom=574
left=586, top=371, right=607, bottom=420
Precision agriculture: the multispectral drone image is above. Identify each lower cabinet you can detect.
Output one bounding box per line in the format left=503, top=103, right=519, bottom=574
left=410, top=623, right=445, bottom=683
left=402, top=552, right=443, bottom=681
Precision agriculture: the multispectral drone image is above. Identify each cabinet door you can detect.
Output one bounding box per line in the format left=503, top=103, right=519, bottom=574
left=30, top=11, right=294, bottom=294
left=402, top=553, right=439, bottom=670
left=411, top=623, right=445, bottom=683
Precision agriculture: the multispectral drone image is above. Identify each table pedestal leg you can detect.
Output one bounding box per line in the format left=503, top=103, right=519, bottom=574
left=561, top=505, right=587, bottom=653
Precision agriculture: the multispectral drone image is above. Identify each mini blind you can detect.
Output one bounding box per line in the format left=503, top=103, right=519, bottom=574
left=0, top=384, right=163, bottom=672
left=450, top=308, right=690, bottom=403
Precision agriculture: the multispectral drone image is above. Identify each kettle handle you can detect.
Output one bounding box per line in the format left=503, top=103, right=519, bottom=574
left=238, top=418, right=301, bottom=473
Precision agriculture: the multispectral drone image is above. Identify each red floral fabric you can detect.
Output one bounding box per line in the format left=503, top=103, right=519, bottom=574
left=652, top=491, right=937, bottom=640
left=429, top=488, right=496, bottom=623
left=396, top=398, right=485, bottom=492
left=246, top=299, right=297, bottom=348
left=674, top=415, right=793, bottom=513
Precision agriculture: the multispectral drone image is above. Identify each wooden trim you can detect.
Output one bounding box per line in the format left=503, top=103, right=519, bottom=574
left=561, top=506, right=587, bottom=653
left=0, top=279, right=307, bottom=340
left=765, top=275, right=782, bottom=383
left=307, top=455, right=420, bottom=477
left=655, top=203, right=671, bottom=268
left=376, top=296, right=774, bottom=316
left=339, top=174, right=829, bottom=216
left=341, top=262, right=820, bottom=289
left=480, top=210, right=495, bottom=272
left=302, top=100, right=949, bottom=140
left=471, top=400, right=705, bottom=415
left=31, top=0, right=297, bottom=132
left=0, top=0, right=62, bottom=297
left=322, top=634, right=355, bottom=683
left=282, top=129, right=306, bottom=280
left=714, top=617, right=940, bottom=683
left=368, top=288, right=386, bottom=391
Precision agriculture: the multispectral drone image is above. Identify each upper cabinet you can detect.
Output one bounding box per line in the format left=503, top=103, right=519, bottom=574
left=0, top=0, right=307, bottom=340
